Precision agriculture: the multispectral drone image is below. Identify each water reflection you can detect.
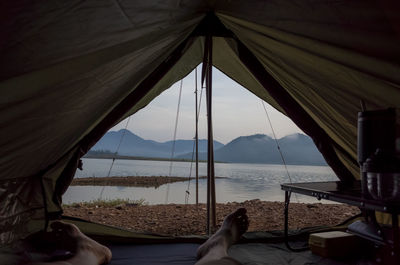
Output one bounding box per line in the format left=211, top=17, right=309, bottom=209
left=64, top=159, right=337, bottom=205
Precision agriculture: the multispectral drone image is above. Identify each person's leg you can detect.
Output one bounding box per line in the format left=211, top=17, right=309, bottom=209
left=195, top=208, right=249, bottom=265
left=32, top=221, right=111, bottom=265
left=31, top=209, right=248, bottom=265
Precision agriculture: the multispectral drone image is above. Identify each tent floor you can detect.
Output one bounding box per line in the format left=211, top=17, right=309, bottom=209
left=109, top=242, right=372, bottom=265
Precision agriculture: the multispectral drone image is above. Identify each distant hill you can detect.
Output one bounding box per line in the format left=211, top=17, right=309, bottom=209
left=90, top=130, right=326, bottom=165
left=177, top=133, right=327, bottom=166
left=278, top=133, right=326, bottom=165
left=90, top=129, right=224, bottom=158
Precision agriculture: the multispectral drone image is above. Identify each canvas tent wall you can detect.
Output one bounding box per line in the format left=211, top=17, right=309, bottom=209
left=1, top=0, right=399, bottom=245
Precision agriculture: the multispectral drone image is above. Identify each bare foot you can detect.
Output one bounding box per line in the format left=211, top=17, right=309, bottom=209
left=196, top=208, right=249, bottom=259
left=50, top=221, right=112, bottom=264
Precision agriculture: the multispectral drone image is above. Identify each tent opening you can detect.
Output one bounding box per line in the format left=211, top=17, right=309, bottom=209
left=61, top=67, right=360, bottom=237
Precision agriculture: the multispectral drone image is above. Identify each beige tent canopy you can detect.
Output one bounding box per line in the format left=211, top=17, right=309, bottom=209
left=1, top=0, right=399, bottom=245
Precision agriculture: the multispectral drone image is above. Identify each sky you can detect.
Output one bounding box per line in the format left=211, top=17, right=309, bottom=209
left=111, top=67, right=303, bottom=145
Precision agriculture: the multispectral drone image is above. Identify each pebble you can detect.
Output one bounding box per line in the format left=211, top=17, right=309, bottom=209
left=64, top=202, right=360, bottom=236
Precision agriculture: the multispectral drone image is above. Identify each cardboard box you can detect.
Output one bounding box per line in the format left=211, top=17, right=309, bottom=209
left=309, top=231, right=360, bottom=258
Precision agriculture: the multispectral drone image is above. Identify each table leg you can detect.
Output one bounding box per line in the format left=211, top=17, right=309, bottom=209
left=284, top=191, right=292, bottom=244
left=284, top=190, right=309, bottom=252
left=284, top=190, right=291, bottom=249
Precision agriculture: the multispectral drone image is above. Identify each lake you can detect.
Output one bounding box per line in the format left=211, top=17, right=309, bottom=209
left=62, top=158, right=338, bottom=205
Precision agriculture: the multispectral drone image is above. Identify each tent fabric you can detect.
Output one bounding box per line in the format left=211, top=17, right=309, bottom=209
left=108, top=242, right=363, bottom=265
left=216, top=13, right=400, bottom=177
left=108, top=244, right=198, bottom=265
left=1, top=0, right=399, bottom=245
left=13, top=242, right=371, bottom=265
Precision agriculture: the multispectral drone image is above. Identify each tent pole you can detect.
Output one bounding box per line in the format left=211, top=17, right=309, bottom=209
left=202, top=36, right=211, bottom=235
left=195, top=68, right=199, bottom=206
left=205, top=35, right=216, bottom=233
left=209, top=42, right=217, bottom=231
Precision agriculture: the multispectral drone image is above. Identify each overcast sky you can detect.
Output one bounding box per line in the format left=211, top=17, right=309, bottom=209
left=111, top=67, right=303, bottom=144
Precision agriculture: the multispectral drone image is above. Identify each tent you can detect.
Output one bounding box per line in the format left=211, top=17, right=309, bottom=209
left=1, top=0, right=399, bottom=262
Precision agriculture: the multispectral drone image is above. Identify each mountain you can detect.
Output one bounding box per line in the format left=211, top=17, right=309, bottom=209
left=91, top=130, right=326, bottom=165
left=177, top=133, right=327, bottom=166
left=278, top=133, right=326, bottom=165
left=214, top=134, right=280, bottom=164
left=90, top=129, right=224, bottom=158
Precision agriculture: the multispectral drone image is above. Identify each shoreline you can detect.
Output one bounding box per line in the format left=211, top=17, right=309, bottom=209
left=64, top=199, right=360, bottom=236
left=71, top=176, right=225, bottom=188
left=84, top=155, right=226, bottom=164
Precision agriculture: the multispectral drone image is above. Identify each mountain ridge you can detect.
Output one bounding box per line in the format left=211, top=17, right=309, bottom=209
left=91, top=129, right=224, bottom=158
left=91, top=130, right=327, bottom=166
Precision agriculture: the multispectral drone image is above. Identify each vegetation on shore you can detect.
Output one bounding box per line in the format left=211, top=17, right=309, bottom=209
left=63, top=198, right=146, bottom=208
left=71, top=175, right=225, bottom=188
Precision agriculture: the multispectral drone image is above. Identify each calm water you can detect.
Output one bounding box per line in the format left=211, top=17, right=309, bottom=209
left=63, top=158, right=338, bottom=205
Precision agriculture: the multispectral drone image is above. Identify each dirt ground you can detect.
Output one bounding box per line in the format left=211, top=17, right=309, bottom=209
left=63, top=199, right=360, bottom=236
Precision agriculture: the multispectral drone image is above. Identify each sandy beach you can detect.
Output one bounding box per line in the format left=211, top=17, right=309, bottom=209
left=64, top=199, right=360, bottom=236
